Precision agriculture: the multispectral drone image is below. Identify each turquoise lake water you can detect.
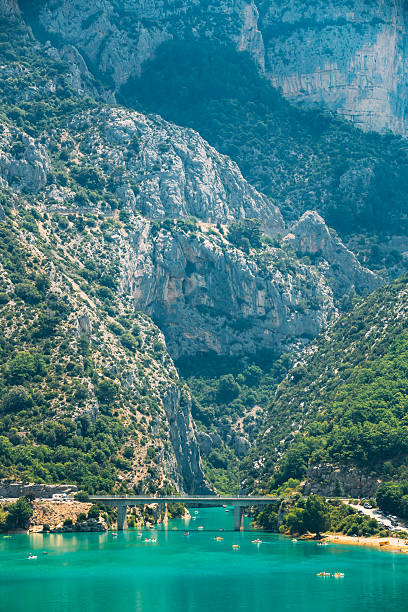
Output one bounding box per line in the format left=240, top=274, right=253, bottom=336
left=1, top=507, right=408, bottom=612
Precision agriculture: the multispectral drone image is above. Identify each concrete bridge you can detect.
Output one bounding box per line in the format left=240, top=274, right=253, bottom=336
left=89, top=495, right=281, bottom=531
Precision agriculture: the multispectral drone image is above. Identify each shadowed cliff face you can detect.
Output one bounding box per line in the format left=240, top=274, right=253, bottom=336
left=124, top=217, right=379, bottom=360
left=22, top=0, right=408, bottom=136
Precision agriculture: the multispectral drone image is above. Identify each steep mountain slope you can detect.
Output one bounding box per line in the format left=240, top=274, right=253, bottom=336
left=0, top=13, right=378, bottom=362
left=130, top=212, right=378, bottom=360
left=124, top=40, right=408, bottom=248
left=0, top=199, right=209, bottom=494
left=0, top=5, right=393, bottom=496
left=242, top=275, right=408, bottom=497
left=24, top=0, right=408, bottom=136
left=0, top=2, right=403, bottom=492
left=15, top=1, right=408, bottom=259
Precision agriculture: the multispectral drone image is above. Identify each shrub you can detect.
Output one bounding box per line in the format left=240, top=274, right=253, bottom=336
left=216, top=374, right=240, bottom=402
left=14, top=283, right=42, bottom=304
left=74, top=491, right=90, bottom=502
left=1, top=386, right=32, bottom=413
left=7, top=351, right=46, bottom=383
left=87, top=505, right=100, bottom=520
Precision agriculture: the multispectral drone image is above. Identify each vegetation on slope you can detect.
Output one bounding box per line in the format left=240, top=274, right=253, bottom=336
left=181, top=352, right=291, bottom=493
left=0, top=207, right=186, bottom=494
left=255, top=492, right=392, bottom=539
left=0, top=23, right=201, bottom=495
left=242, top=275, right=408, bottom=496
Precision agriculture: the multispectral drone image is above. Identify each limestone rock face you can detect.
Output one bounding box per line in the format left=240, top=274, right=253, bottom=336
left=68, top=107, right=284, bottom=233
left=260, top=0, right=408, bottom=135
left=123, top=210, right=380, bottom=359
left=0, top=127, right=50, bottom=193
left=303, top=463, right=381, bottom=498
left=283, top=211, right=381, bottom=298
left=0, top=482, right=78, bottom=498
left=162, top=387, right=211, bottom=494
left=29, top=0, right=408, bottom=135
left=196, top=431, right=222, bottom=456
left=125, top=219, right=337, bottom=359
left=0, top=0, right=20, bottom=20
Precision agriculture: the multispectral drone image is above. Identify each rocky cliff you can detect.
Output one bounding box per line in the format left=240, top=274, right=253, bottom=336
left=24, top=0, right=408, bottom=136
left=283, top=211, right=380, bottom=298
left=0, top=37, right=375, bottom=364
left=65, top=106, right=284, bottom=234
left=303, top=463, right=381, bottom=498
left=125, top=215, right=378, bottom=359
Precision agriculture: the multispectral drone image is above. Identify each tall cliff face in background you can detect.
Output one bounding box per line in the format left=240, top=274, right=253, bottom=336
left=25, top=0, right=408, bottom=136
left=259, top=0, right=408, bottom=135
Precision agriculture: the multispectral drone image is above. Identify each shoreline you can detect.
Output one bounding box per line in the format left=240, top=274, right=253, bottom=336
left=323, top=533, right=408, bottom=554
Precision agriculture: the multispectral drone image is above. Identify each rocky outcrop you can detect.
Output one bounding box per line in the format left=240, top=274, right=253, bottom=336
left=0, top=0, right=20, bottom=20
left=283, top=211, right=381, bottom=298
left=196, top=431, right=222, bottom=456
left=50, top=517, right=107, bottom=533
left=125, top=219, right=336, bottom=359
left=303, top=463, right=381, bottom=498
left=162, top=387, right=211, bottom=494
left=29, top=0, right=408, bottom=135
left=0, top=482, right=78, bottom=499
left=68, top=107, right=284, bottom=233
left=0, top=127, right=50, bottom=193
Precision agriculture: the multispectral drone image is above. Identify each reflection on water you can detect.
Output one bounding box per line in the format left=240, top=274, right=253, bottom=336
left=1, top=507, right=408, bottom=612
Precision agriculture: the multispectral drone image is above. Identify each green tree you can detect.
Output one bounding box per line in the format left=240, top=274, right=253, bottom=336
left=216, top=374, right=240, bottom=403
left=87, top=505, right=100, bottom=520
left=7, top=351, right=46, bottom=383
left=286, top=507, right=306, bottom=534
left=302, top=495, right=330, bottom=538
left=5, top=497, right=33, bottom=530
left=14, top=283, right=42, bottom=304
left=377, top=482, right=404, bottom=515
left=1, top=386, right=32, bottom=413
left=95, top=379, right=117, bottom=404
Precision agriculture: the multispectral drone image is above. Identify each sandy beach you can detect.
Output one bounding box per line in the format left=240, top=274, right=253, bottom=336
left=324, top=534, right=408, bottom=554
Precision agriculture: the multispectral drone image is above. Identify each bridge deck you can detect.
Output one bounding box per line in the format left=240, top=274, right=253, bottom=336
left=89, top=496, right=280, bottom=506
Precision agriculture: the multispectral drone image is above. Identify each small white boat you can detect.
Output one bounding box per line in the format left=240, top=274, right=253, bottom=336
left=252, top=538, right=262, bottom=544
left=292, top=538, right=298, bottom=543
left=27, top=555, right=37, bottom=560
left=198, top=526, right=204, bottom=530
left=194, top=511, right=198, bottom=515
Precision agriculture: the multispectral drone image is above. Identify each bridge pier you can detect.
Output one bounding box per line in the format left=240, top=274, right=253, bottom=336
left=117, top=505, right=128, bottom=531
left=234, top=505, right=244, bottom=531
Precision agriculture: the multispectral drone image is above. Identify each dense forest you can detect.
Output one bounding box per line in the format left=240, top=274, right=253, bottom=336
left=242, top=275, right=408, bottom=498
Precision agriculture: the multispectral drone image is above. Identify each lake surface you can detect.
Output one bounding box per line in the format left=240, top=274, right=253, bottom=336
left=1, top=507, right=408, bottom=612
